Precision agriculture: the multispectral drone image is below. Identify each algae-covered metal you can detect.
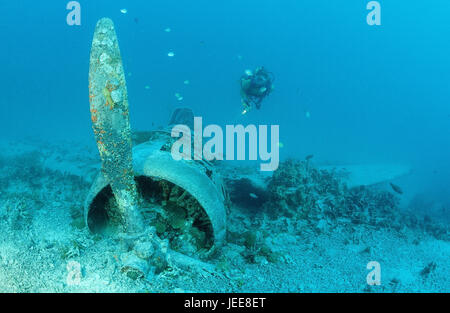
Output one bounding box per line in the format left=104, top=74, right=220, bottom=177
left=84, top=130, right=227, bottom=249
left=88, top=18, right=144, bottom=234
left=86, top=18, right=226, bottom=253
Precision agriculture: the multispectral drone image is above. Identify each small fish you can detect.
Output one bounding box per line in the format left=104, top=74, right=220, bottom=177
left=278, top=142, right=284, bottom=148
left=144, top=85, right=150, bottom=90
left=389, top=183, right=403, bottom=194
left=259, top=87, right=267, bottom=93
left=249, top=193, right=258, bottom=199
left=167, top=51, right=175, bottom=57
left=305, top=154, right=314, bottom=161
left=305, top=111, right=311, bottom=119
left=184, top=80, right=190, bottom=85
left=244, top=69, right=253, bottom=76
left=164, top=27, right=171, bottom=33
left=175, top=93, right=183, bottom=101
left=120, top=9, right=128, bottom=14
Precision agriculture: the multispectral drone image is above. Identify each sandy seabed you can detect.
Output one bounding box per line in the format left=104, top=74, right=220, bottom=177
left=0, top=139, right=448, bottom=293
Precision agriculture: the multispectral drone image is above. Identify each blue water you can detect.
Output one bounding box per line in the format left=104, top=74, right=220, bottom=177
left=0, top=1, right=449, bottom=292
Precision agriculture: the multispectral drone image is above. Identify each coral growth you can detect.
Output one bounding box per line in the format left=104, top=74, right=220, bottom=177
left=261, top=159, right=448, bottom=240
left=89, top=176, right=214, bottom=259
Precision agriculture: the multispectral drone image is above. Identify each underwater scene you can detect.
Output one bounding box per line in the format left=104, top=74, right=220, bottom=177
left=0, top=1, right=449, bottom=293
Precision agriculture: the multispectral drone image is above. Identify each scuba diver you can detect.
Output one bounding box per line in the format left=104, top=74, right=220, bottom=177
left=240, top=66, right=274, bottom=114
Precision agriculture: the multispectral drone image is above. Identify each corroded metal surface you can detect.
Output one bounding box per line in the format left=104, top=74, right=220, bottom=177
left=84, top=131, right=227, bottom=249
left=88, top=18, right=143, bottom=234
left=86, top=18, right=226, bottom=251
